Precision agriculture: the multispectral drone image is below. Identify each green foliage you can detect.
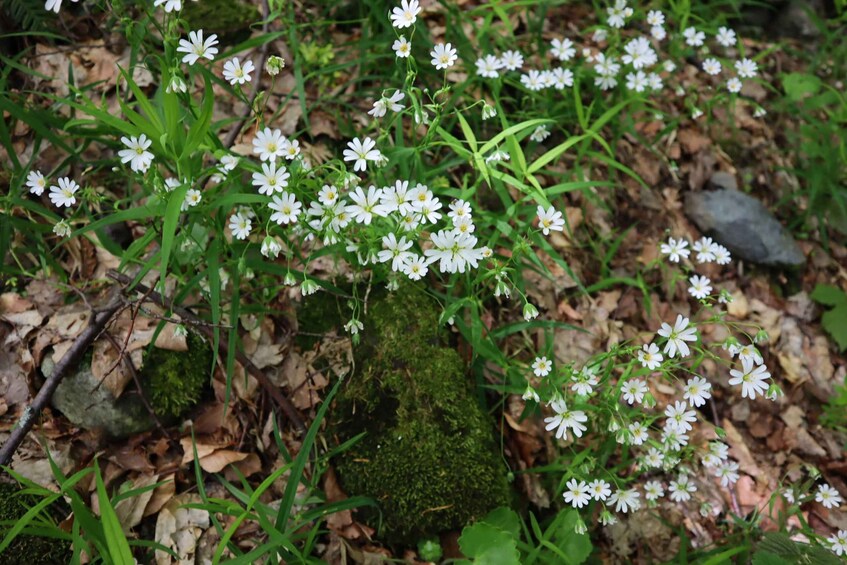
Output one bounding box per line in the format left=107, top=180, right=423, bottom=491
left=189, top=378, right=374, bottom=564
left=1, top=0, right=53, bottom=31
left=0, top=482, right=72, bottom=565
left=811, top=284, right=847, bottom=352
left=417, top=538, right=443, bottom=562
left=457, top=507, right=592, bottom=565
left=333, top=286, right=512, bottom=546
left=751, top=532, right=842, bottom=565
left=181, top=0, right=260, bottom=44
left=143, top=331, right=213, bottom=418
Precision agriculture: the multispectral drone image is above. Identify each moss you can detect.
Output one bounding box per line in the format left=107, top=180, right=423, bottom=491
left=333, top=286, right=511, bottom=547
left=142, top=331, right=212, bottom=419
left=295, top=290, right=347, bottom=351
left=181, top=0, right=259, bottom=45
left=0, top=482, right=72, bottom=565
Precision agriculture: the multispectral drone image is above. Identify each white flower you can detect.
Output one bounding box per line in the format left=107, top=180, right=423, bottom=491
left=550, top=67, right=574, bottom=89
left=713, top=244, right=732, bottom=264
left=608, top=488, right=640, bottom=513
left=523, top=302, right=539, bottom=321
left=176, top=30, right=219, bottom=65
left=727, top=77, right=743, bottom=93
left=261, top=236, right=282, bottom=258
left=829, top=530, right=847, bottom=556
left=229, top=212, right=252, bottom=240
left=536, top=205, right=564, bottom=235
left=715, top=461, right=740, bottom=486
left=592, top=29, right=608, bottom=42
left=182, top=188, right=202, bottom=210
left=669, top=475, right=697, bottom=502
left=265, top=55, right=285, bottom=76
left=651, top=26, right=667, bottom=41
left=607, top=0, right=632, bottom=28
left=343, top=137, right=382, bottom=172
left=475, top=55, right=503, bottom=78
left=118, top=134, right=154, bottom=172
left=219, top=154, right=239, bottom=172
left=628, top=421, right=648, bottom=445
left=389, top=0, right=421, bottom=29
left=482, top=103, right=497, bottom=120
left=223, top=57, right=254, bottom=85
left=683, top=376, right=712, bottom=408
left=347, top=185, right=384, bottom=225
left=530, top=125, right=551, bottom=142
left=401, top=254, right=429, bottom=280
left=683, top=27, right=706, bottom=47
left=657, top=315, right=698, bottom=358
left=594, top=53, right=620, bottom=78
left=637, top=343, right=663, bottom=370
left=53, top=220, right=71, bottom=237
left=532, top=356, right=552, bottom=377
left=154, top=0, right=181, bottom=11
left=648, top=73, right=663, bottom=90
left=626, top=70, right=649, bottom=92
left=268, top=192, right=302, bottom=225
left=571, top=367, right=599, bottom=396
left=688, top=275, right=713, bottom=299
left=430, top=42, right=457, bottom=70
left=588, top=479, right=612, bottom=501
left=252, top=128, right=287, bottom=162
left=369, top=90, right=406, bottom=118
left=643, top=448, right=665, bottom=469
left=318, top=185, right=340, bottom=206
left=735, top=58, right=758, bottom=78
left=26, top=170, right=47, bottom=195
left=520, top=70, right=545, bottom=91
left=392, top=36, right=412, bottom=58
left=693, top=236, right=717, bottom=263
left=622, top=37, right=657, bottom=70
left=703, top=58, right=722, bottom=75
left=644, top=480, right=664, bottom=501
left=664, top=60, right=677, bottom=73
left=728, top=358, right=771, bottom=399
left=544, top=399, right=588, bottom=440
left=563, top=479, right=591, bottom=508
left=282, top=139, right=300, bottom=160
left=665, top=400, right=697, bottom=433
left=167, top=75, right=188, bottom=93
left=716, top=27, right=737, bottom=47
left=378, top=233, right=414, bottom=271
left=49, top=177, right=79, bottom=208
left=344, top=319, right=364, bottom=335
left=702, top=442, right=729, bottom=468
left=621, top=379, right=648, bottom=405
left=252, top=162, right=290, bottom=195
left=499, top=50, right=524, bottom=71
left=816, top=484, right=843, bottom=509
left=646, top=10, right=664, bottom=26
left=551, top=38, right=576, bottom=61
left=521, top=385, right=540, bottom=403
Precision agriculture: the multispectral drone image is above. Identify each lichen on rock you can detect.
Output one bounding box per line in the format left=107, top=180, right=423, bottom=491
left=332, top=286, right=512, bottom=546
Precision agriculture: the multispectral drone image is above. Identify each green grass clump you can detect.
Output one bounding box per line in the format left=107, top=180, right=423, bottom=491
left=0, top=482, right=72, bottom=565
left=143, top=331, right=212, bottom=419
left=333, top=286, right=511, bottom=547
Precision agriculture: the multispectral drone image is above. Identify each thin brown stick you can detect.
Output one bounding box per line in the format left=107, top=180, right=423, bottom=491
left=106, top=270, right=307, bottom=435
left=0, top=291, right=124, bottom=468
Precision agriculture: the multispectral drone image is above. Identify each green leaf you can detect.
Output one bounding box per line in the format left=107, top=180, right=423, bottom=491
left=459, top=522, right=519, bottom=564
left=811, top=284, right=847, bottom=307
left=159, top=184, right=188, bottom=294
left=95, top=465, right=135, bottom=565
left=782, top=73, right=822, bottom=102
left=480, top=507, right=521, bottom=539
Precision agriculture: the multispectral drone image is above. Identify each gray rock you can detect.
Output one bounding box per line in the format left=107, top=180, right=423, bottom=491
left=684, top=189, right=805, bottom=268
left=771, top=0, right=822, bottom=39
left=708, top=171, right=738, bottom=191
left=44, top=354, right=155, bottom=437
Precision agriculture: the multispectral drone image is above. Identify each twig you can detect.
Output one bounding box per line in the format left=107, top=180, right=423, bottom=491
left=106, top=270, right=307, bottom=435
left=223, top=0, right=273, bottom=149
left=101, top=331, right=169, bottom=436
left=0, top=291, right=124, bottom=468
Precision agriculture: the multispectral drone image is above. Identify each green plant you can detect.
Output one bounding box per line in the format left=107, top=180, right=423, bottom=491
left=811, top=284, right=847, bottom=352
left=144, top=330, right=213, bottom=418
left=457, top=506, right=591, bottom=565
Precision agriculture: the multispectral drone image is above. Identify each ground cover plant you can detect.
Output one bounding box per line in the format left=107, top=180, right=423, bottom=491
left=0, top=0, right=846, bottom=563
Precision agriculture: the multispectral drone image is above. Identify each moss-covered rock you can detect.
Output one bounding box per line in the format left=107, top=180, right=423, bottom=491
left=144, top=331, right=213, bottom=419
left=181, top=0, right=259, bottom=45
left=332, top=287, right=511, bottom=547
left=48, top=331, right=212, bottom=436
left=0, top=482, right=72, bottom=565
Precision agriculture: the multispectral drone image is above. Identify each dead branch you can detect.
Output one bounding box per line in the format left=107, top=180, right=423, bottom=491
left=0, top=290, right=124, bottom=468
